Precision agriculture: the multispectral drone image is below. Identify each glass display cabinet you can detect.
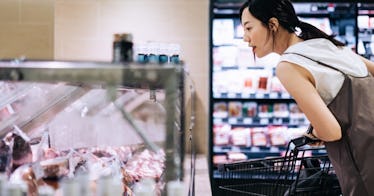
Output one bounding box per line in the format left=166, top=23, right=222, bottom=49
left=0, top=60, right=185, bottom=196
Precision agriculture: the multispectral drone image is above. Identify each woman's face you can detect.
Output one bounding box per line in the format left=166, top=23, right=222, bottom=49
left=241, top=8, right=273, bottom=57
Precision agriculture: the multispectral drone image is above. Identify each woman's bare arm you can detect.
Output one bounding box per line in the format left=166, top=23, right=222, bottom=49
left=359, top=55, right=374, bottom=75
left=276, top=61, right=342, bottom=142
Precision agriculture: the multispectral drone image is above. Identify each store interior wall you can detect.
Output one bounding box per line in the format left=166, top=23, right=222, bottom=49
left=0, top=0, right=54, bottom=59
left=0, top=0, right=210, bottom=155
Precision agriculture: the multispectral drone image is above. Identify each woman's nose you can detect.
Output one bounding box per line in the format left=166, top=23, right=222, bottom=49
left=243, top=36, right=250, bottom=43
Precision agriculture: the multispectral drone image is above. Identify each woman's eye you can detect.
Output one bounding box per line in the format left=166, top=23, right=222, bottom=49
left=244, top=26, right=251, bottom=31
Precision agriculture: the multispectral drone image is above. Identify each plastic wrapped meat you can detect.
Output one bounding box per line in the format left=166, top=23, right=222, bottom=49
left=43, top=148, right=59, bottom=160
left=40, top=157, right=69, bottom=179
left=12, top=134, right=33, bottom=172
left=9, top=164, right=47, bottom=196
left=124, top=149, right=165, bottom=182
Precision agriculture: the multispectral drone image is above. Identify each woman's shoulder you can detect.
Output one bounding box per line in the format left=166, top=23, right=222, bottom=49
left=281, top=38, right=367, bottom=77
left=283, top=38, right=336, bottom=55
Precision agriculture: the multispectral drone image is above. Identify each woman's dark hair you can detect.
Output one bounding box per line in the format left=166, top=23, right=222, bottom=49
left=239, top=0, right=345, bottom=47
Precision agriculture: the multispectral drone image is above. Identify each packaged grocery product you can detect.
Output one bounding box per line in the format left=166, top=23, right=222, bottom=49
left=258, top=76, right=268, bottom=91
left=213, top=155, right=227, bottom=165
left=251, top=127, right=268, bottom=147
left=230, top=127, right=250, bottom=147
left=227, top=152, right=247, bottom=162
left=273, top=103, right=289, bottom=118
left=258, top=103, right=273, bottom=118
left=242, top=102, right=257, bottom=117
left=268, top=126, right=287, bottom=146
left=289, top=103, right=305, bottom=119
left=213, top=102, right=228, bottom=118
left=213, top=124, right=231, bottom=146
left=270, top=76, right=286, bottom=93
left=228, top=101, right=242, bottom=117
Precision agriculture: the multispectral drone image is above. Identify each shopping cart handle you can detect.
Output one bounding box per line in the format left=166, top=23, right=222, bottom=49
left=291, top=136, right=321, bottom=148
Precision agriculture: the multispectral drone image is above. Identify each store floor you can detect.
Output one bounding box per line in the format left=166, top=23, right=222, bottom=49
left=184, top=154, right=212, bottom=196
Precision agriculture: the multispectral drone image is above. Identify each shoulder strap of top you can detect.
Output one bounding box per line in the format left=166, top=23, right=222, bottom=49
left=283, top=52, right=346, bottom=76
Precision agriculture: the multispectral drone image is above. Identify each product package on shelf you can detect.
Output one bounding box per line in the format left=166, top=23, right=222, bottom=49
left=0, top=60, right=185, bottom=196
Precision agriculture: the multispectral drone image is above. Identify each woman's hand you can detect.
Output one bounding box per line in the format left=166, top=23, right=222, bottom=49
left=303, top=132, right=324, bottom=146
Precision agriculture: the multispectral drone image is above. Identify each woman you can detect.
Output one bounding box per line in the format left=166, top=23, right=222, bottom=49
left=239, top=0, right=374, bottom=195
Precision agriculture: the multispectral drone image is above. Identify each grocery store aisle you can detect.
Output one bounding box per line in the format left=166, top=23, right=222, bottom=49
left=184, top=154, right=212, bottom=196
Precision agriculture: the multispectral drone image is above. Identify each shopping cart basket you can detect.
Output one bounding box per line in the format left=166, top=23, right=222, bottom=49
left=217, top=136, right=342, bottom=196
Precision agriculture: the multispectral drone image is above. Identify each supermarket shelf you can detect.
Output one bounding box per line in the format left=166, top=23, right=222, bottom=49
left=214, top=146, right=326, bottom=155
left=213, top=117, right=307, bottom=126
left=358, top=28, right=374, bottom=33
left=213, top=92, right=292, bottom=100
left=214, top=145, right=286, bottom=155
left=213, top=65, right=266, bottom=71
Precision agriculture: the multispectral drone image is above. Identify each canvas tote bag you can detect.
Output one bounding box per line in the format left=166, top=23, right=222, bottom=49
left=284, top=52, right=374, bottom=196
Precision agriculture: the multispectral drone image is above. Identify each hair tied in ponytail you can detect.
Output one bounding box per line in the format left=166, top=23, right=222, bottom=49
left=294, top=20, right=302, bottom=36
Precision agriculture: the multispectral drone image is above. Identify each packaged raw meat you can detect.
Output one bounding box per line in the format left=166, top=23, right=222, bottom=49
left=268, top=126, right=287, bottom=146
left=228, top=101, right=242, bottom=117
left=251, top=127, right=269, bottom=147
left=213, top=124, right=231, bottom=146
left=227, top=152, right=247, bottom=161
left=230, top=127, right=250, bottom=146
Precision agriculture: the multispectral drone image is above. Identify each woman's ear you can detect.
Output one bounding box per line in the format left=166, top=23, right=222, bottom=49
left=268, top=17, right=279, bottom=32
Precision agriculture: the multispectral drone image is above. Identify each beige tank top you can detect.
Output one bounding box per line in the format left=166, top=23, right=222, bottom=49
left=279, top=38, right=367, bottom=104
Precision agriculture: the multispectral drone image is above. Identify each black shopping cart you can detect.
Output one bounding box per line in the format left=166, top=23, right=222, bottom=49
left=217, top=136, right=342, bottom=196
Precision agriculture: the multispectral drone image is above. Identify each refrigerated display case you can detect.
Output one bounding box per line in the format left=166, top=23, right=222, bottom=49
left=209, top=1, right=307, bottom=194
left=358, top=3, right=374, bottom=60
left=293, top=2, right=357, bottom=51
left=0, top=60, right=185, bottom=196
left=209, top=0, right=362, bottom=194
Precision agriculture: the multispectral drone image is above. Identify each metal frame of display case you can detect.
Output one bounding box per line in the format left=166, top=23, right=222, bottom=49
left=0, top=60, right=185, bottom=195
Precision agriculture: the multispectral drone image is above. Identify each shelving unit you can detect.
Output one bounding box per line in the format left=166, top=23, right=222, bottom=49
left=293, top=2, right=357, bottom=51
left=208, top=0, right=370, bottom=194
left=358, top=3, right=374, bottom=60
left=209, top=1, right=305, bottom=194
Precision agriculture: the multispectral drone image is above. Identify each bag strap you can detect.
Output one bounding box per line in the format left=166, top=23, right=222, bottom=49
left=283, top=52, right=349, bottom=137
left=283, top=53, right=365, bottom=179
left=283, top=52, right=347, bottom=76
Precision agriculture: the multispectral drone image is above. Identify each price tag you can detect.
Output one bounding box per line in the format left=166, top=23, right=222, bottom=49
left=256, top=93, right=265, bottom=99
left=243, top=118, right=253, bottom=124
left=270, top=147, right=279, bottom=152
left=213, top=118, right=223, bottom=124
left=251, top=147, right=260, bottom=152
left=228, top=93, right=236, bottom=98
left=273, top=118, right=283, bottom=124
left=213, top=146, right=221, bottom=152
left=213, top=67, right=222, bottom=72
left=260, top=118, right=269, bottom=125
left=269, top=92, right=278, bottom=99
left=241, top=93, right=250, bottom=98
left=281, top=93, right=290, bottom=99
left=231, top=146, right=241, bottom=152
left=228, top=118, right=238, bottom=124
left=289, top=118, right=297, bottom=125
